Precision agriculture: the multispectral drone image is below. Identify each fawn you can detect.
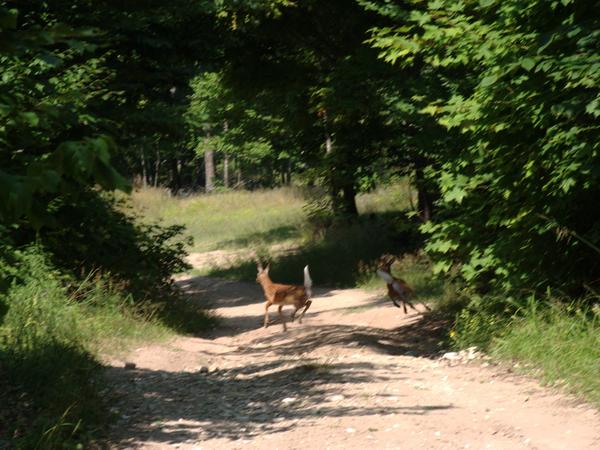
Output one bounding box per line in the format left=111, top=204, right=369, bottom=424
left=256, top=262, right=313, bottom=331
left=376, top=255, right=431, bottom=314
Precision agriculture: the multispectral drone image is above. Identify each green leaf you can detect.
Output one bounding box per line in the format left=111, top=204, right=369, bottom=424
left=20, top=112, right=40, bottom=127
left=444, top=186, right=468, bottom=203
left=520, top=57, right=536, bottom=71
left=585, top=98, right=600, bottom=117
left=480, top=74, right=498, bottom=87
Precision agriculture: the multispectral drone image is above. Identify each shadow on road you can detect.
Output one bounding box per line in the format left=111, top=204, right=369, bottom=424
left=238, top=314, right=450, bottom=359
left=107, top=273, right=454, bottom=447
left=106, top=358, right=453, bottom=448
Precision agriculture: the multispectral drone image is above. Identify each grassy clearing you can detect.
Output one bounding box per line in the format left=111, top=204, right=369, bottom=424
left=132, top=183, right=444, bottom=306
left=128, top=180, right=415, bottom=254
left=129, top=187, right=307, bottom=252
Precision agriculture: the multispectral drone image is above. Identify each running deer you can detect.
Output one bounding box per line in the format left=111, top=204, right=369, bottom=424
left=376, top=255, right=431, bottom=314
left=256, top=262, right=313, bottom=331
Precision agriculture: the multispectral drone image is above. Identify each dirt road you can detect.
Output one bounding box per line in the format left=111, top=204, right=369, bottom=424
left=106, top=267, right=600, bottom=449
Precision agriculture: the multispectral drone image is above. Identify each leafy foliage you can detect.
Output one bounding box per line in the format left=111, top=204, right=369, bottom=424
left=0, top=5, right=129, bottom=227
left=367, top=0, right=600, bottom=294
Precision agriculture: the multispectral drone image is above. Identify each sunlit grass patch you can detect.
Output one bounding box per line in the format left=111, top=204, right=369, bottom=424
left=492, top=301, right=600, bottom=406
left=130, top=187, right=307, bottom=252
left=356, top=178, right=415, bottom=214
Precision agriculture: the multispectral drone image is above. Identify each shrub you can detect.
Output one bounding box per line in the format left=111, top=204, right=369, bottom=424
left=13, top=190, right=191, bottom=302
left=0, top=248, right=105, bottom=448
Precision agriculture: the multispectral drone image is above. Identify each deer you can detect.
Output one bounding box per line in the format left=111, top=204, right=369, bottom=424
left=376, top=254, right=431, bottom=314
left=256, top=262, right=313, bottom=331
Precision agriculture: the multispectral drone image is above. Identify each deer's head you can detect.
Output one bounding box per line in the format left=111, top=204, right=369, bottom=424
left=256, top=261, right=271, bottom=284
left=377, top=254, right=396, bottom=273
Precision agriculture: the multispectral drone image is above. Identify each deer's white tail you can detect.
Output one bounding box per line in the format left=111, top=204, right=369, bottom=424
left=304, top=265, right=313, bottom=299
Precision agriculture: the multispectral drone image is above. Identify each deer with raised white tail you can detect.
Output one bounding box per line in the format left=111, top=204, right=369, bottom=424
left=376, top=254, right=431, bottom=314
left=256, top=262, right=313, bottom=331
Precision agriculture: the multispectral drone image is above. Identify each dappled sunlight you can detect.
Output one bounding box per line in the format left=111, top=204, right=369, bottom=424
left=106, top=358, right=453, bottom=447
left=238, top=317, right=450, bottom=359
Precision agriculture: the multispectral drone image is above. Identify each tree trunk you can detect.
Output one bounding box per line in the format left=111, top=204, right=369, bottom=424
left=223, top=153, right=229, bottom=189
left=169, top=157, right=181, bottom=195
left=341, top=183, right=359, bottom=217
left=140, top=147, right=147, bottom=188
left=154, top=148, right=160, bottom=187
left=204, top=136, right=215, bottom=193
left=223, top=120, right=229, bottom=188
left=415, top=165, right=433, bottom=222
left=235, top=157, right=242, bottom=188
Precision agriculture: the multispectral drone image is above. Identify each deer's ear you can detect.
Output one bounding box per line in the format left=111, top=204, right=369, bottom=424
left=265, top=263, right=270, bottom=274
left=256, top=261, right=263, bottom=272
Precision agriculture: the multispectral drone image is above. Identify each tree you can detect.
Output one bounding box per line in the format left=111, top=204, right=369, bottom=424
left=214, top=0, right=403, bottom=216
left=0, top=5, right=128, bottom=228
left=367, top=0, right=600, bottom=294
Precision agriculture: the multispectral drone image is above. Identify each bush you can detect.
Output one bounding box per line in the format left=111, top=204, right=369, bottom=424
left=449, top=294, right=517, bottom=350
left=0, top=248, right=105, bottom=448
left=0, top=244, right=215, bottom=448
left=12, top=190, right=191, bottom=302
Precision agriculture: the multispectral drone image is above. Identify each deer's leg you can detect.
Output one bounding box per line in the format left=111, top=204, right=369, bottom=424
left=264, top=301, right=272, bottom=328
left=277, top=304, right=287, bottom=331
left=402, top=300, right=408, bottom=314
left=405, top=299, right=417, bottom=312
left=297, top=300, right=312, bottom=323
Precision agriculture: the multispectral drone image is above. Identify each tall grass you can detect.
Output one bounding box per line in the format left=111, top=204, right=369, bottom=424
left=448, top=293, right=600, bottom=407
left=0, top=247, right=208, bottom=448
left=492, top=301, right=600, bottom=405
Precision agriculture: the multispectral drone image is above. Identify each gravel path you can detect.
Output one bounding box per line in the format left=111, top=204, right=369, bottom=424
left=105, top=270, right=600, bottom=449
